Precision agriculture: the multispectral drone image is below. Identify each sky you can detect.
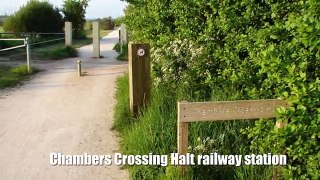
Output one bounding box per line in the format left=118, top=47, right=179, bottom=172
left=0, top=0, right=128, bottom=19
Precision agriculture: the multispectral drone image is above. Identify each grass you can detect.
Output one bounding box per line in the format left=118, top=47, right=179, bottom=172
left=113, top=42, right=128, bottom=61
left=113, top=74, right=273, bottom=179
left=0, top=26, right=3, bottom=32
left=0, top=65, right=38, bottom=89
left=41, top=45, right=77, bottom=60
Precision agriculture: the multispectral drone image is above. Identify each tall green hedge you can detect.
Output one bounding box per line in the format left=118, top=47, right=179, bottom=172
left=122, top=0, right=320, bottom=178
left=3, top=0, right=63, bottom=33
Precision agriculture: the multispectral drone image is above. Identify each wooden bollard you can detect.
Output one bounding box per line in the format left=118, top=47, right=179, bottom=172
left=128, top=43, right=150, bottom=115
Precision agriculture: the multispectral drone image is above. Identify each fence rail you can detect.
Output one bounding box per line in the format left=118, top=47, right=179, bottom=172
left=0, top=32, right=64, bottom=35
left=0, top=22, right=73, bottom=73
left=0, top=38, right=25, bottom=41
left=0, top=35, right=65, bottom=72
left=0, top=44, right=26, bottom=52
left=31, top=37, right=65, bottom=46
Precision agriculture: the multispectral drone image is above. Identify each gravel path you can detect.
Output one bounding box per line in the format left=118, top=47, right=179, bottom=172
left=0, top=30, right=129, bottom=180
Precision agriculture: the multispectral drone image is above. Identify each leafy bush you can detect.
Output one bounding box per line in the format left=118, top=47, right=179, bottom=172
left=113, top=42, right=128, bottom=61
left=120, top=0, right=320, bottom=179
left=3, top=0, right=63, bottom=33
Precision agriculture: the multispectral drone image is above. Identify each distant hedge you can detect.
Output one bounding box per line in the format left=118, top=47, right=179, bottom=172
left=3, top=0, right=63, bottom=33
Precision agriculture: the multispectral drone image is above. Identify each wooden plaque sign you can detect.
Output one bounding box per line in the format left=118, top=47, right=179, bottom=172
left=177, top=99, right=289, bottom=156
left=179, top=99, right=288, bottom=122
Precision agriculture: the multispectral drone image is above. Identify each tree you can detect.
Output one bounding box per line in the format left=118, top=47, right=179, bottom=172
left=3, top=0, right=63, bottom=33
left=101, top=17, right=115, bottom=30
left=62, top=0, right=89, bottom=38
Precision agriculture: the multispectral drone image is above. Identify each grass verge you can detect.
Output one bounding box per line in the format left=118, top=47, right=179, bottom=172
left=113, top=74, right=273, bottom=179
left=41, top=45, right=77, bottom=60
left=0, top=65, right=39, bottom=89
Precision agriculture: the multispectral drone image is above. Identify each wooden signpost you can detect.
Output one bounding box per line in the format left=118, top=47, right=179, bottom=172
left=129, top=43, right=151, bottom=115
left=177, top=99, right=289, bottom=156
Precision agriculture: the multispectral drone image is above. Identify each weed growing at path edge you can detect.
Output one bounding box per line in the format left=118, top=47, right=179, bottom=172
left=0, top=65, right=38, bottom=89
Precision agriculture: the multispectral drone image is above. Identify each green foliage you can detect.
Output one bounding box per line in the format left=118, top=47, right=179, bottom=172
left=3, top=0, right=63, bottom=33
left=62, top=0, right=89, bottom=38
left=100, top=17, right=115, bottom=30
left=113, top=42, right=128, bottom=61
left=114, top=17, right=123, bottom=27
left=0, top=65, right=37, bottom=89
left=112, top=73, right=133, bottom=132
left=121, top=0, right=320, bottom=179
left=0, top=39, right=23, bottom=49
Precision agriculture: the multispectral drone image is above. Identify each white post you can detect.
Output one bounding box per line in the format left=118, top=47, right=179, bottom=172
left=77, top=60, right=82, bottom=77
left=92, top=21, right=100, bottom=58
left=65, top=22, right=72, bottom=46
left=25, top=37, right=31, bottom=72
left=120, top=24, right=128, bottom=44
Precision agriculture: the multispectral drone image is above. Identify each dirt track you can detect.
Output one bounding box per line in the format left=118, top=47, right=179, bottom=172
left=0, top=30, right=129, bottom=179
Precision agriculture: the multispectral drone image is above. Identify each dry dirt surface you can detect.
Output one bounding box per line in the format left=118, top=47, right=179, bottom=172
left=0, top=30, right=129, bottom=180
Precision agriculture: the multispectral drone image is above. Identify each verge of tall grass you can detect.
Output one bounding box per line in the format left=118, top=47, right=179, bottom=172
left=0, top=65, right=39, bottom=89
left=113, top=74, right=273, bottom=179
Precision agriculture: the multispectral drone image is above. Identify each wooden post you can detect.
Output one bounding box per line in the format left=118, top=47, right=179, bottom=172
left=178, top=102, right=189, bottom=174
left=65, top=22, right=72, bottom=46
left=177, top=122, right=189, bottom=154
left=276, top=121, right=287, bottom=129
left=177, top=102, right=189, bottom=155
left=273, top=120, right=288, bottom=179
left=92, top=21, right=100, bottom=58
left=129, top=43, right=150, bottom=115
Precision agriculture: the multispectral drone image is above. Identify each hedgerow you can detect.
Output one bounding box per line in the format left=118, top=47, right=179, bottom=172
left=120, top=0, right=320, bottom=178
left=3, top=0, right=63, bottom=33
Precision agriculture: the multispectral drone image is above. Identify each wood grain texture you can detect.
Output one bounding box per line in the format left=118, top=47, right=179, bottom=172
left=129, top=43, right=150, bottom=115
left=178, top=99, right=288, bottom=122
